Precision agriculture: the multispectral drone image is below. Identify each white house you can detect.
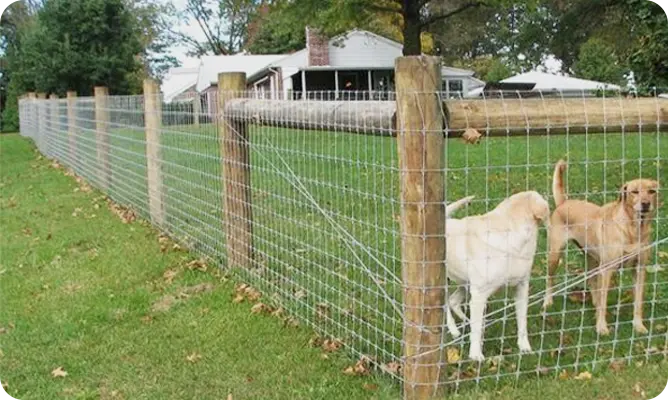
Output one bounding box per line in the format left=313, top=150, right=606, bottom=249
left=161, top=67, right=199, bottom=103
left=501, top=71, right=622, bottom=92
left=245, top=28, right=484, bottom=100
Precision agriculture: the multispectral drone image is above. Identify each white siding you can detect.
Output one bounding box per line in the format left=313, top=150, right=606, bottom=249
left=328, top=32, right=401, bottom=68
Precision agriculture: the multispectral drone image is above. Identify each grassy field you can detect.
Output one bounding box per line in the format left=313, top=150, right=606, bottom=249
left=19, top=104, right=668, bottom=385
left=2, top=133, right=668, bottom=399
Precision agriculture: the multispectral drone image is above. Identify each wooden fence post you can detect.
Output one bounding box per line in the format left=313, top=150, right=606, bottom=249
left=94, top=86, right=111, bottom=190
left=218, top=72, right=253, bottom=269
left=67, top=91, right=77, bottom=162
left=395, top=56, right=446, bottom=400
left=193, top=93, right=201, bottom=127
left=36, top=93, right=47, bottom=150
left=143, top=79, right=165, bottom=226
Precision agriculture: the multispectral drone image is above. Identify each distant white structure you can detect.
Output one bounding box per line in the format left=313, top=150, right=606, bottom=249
left=502, top=71, right=622, bottom=92
left=161, top=67, right=199, bottom=103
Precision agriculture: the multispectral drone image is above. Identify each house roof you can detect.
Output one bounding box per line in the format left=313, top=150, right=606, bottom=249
left=246, top=28, right=475, bottom=82
left=161, top=67, right=199, bottom=103
left=502, top=71, right=622, bottom=91
left=196, top=54, right=286, bottom=92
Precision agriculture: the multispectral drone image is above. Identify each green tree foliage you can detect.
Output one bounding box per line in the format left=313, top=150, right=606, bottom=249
left=572, top=38, right=626, bottom=85
left=625, top=0, right=668, bottom=89
left=454, top=56, right=515, bottom=82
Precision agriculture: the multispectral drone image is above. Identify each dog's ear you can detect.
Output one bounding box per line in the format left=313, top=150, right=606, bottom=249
left=619, top=184, right=628, bottom=202
left=529, top=196, right=550, bottom=224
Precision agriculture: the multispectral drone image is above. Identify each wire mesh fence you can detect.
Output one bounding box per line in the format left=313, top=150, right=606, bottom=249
left=18, top=69, right=667, bottom=398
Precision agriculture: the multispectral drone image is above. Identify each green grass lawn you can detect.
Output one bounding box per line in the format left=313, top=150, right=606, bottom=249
left=66, top=120, right=668, bottom=387
left=2, top=133, right=668, bottom=399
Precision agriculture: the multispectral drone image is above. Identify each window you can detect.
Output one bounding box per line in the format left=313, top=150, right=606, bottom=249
left=448, top=80, right=464, bottom=93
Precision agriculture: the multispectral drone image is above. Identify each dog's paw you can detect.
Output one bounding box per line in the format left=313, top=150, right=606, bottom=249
left=633, top=322, right=649, bottom=335
left=518, top=341, right=532, bottom=354
left=468, top=351, right=485, bottom=363
left=596, top=324, right=611, bottom=336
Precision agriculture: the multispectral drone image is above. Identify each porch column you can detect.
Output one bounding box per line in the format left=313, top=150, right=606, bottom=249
left=335, top=70, right=339, bottom=100
left=301, top=70, right=306, bottom=100
left=368, top=70, right=373, bottom=100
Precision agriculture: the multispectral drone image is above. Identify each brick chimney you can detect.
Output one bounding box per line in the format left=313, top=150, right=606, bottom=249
left=306, top=27, right=329, bottom=66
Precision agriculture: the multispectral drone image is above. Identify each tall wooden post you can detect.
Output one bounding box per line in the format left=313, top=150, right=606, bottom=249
left=218, top=72, right=253, bottom=269
left=94, top=86, right=111, bottom=190
left=193, top=93, right=201, bottom=127
left=143, top=79, right=165, bottom=226
left=48, top=94, right=59, bottom=158
left=36, top=93, right=47, bottom=150
left=395, top=56, right=446, bottom=400
left=67, top=91, right=77, bottom=162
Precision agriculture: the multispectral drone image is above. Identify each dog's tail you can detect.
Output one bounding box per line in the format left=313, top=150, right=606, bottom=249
left=445, top=196, right=475, bottom=218
left=552, top=159, right=567, bottom=207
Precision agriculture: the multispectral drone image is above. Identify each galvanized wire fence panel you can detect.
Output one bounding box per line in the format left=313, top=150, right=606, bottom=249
left=18, top=87, right=667, bottom=395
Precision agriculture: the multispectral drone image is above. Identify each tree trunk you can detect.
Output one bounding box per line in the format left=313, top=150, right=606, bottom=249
left=402, top=0, right=422, bottom=55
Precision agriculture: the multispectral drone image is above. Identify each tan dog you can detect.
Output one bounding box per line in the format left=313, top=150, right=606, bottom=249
left=543, top=160, right=659, bottom=335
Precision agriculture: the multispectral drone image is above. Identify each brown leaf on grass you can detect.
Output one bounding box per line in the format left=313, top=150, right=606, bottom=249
left=51, top=367, right=68, bottom=378
left=343, top=358, right=370, bottom=376
left=245, top=287, right=261, bottom=302
left=107, top=200, right=136, bottom=224
left=151, top=295, right=178, bottom=313
left=322, top=339, right=343, bottom=353
left=250, top=303, right=274, bottom=315
left=316, top=303, right=331, bottom=320
left=22, top=227, right=32, bottom=236
left=446, top=347, right=461, bottom=363
left=186, top=258, right=208, bottom=272
left=163, top=269, right=178, bottom=284
left=186, top=352, right=202, bottom=363
left=567, top=290, right=591, bottom=304
left=309, top=336, right=324, bottom=348
left=655, top=324, right=666, bottom=333
left=271, top=307, right=285, bottom=318
left=633, top=382, right=646, bottom=398
left=609, top=360, right=625, bottom=373
left=232, top=295, right=245, bottom=304
left=363, top=383, right=378, bottom=391
left=179, top=283, right=214, bottom=297
left=294, top=289, right=306, bottom=300
left=140, top=315, right=153, bottom=325
left=381, top=362, right=402, bottom=376
left=575, top=371, right=592, bottom=380
left=558, top=370, right=569, bottom=380
left=284, top=316, right=300, bottom=328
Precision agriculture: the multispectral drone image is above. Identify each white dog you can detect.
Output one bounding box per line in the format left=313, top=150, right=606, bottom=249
left=444, top=191, right=550, bottom=361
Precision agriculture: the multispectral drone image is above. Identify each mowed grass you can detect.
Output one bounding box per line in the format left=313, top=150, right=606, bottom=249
left=1, top=133, right=667, bottom=399
left=0, top=134, right=397, bottom=399
left=16, top=112, right=668, bottom=393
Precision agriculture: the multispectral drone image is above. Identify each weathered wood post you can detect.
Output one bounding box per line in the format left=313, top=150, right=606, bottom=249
left=143, top=79, right=165, bottom=227
left=395, top=56, right=446, bottom=400
left=218, top=72, right=253, bottom=269
left=94, top=86, right=111, bottom=190
left=193, top=92, right=201, bottom=127
left=67, top=91, right=77, bottom=162
left=36, top=93, right=47, bottom=151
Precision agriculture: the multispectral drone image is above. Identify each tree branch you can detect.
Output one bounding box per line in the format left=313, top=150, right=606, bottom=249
left=419, top=2, right=482, bottom=29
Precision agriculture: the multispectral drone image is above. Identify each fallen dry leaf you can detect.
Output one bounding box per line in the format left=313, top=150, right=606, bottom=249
left=51, top=367, right=68, bottom=378
left=609, top=359, right=625, bottom=373
left=271, top=307, right=285, bottom=317
left=655, top=324, right=666, bottom=333
left=179, top=283, right=214, bottom=297
left=250, top=303, right=273, bottom=315
left=232, top=295, right=245, bottom=304
left=558, top=370, right=569, bottom=380
left=186, top=352, right=202, bottom=363
left=381, top=361, right=402, bottom=376
left=163, top=269, right=178, bottom=284
left=343, top=358, right=370, bottom=376
left=140, top=315, right=153, bottom=324
left=316, top=303, right=331, bottom=320
left=294, top=289, right=306, bottom=300
left=284, top=316, right=300, bottom=328
left=633, top=382, right=646, bottom=398
left=446, top=347, right=461, bottom=363
left=309, top=336, right=324, bottom=348
left=363, top=383, right=378, bottom=391
left=151, top=295, right=178, bottom=313
left=658, top=251, right=668, bottom=259
left=575, top=371, right=592, bottom=380
left=322, top=339, right=343, bottom=353
left=186, top=258, right=208, bottom=272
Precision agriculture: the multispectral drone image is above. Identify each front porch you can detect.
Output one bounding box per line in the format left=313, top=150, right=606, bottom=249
left=290, top=68, right=395, bottom=100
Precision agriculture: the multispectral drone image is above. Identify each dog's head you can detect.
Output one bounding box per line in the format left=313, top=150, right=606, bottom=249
left=619, top=179, right=659, bottom=218
left=528, top=192, right=551, bottom=225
